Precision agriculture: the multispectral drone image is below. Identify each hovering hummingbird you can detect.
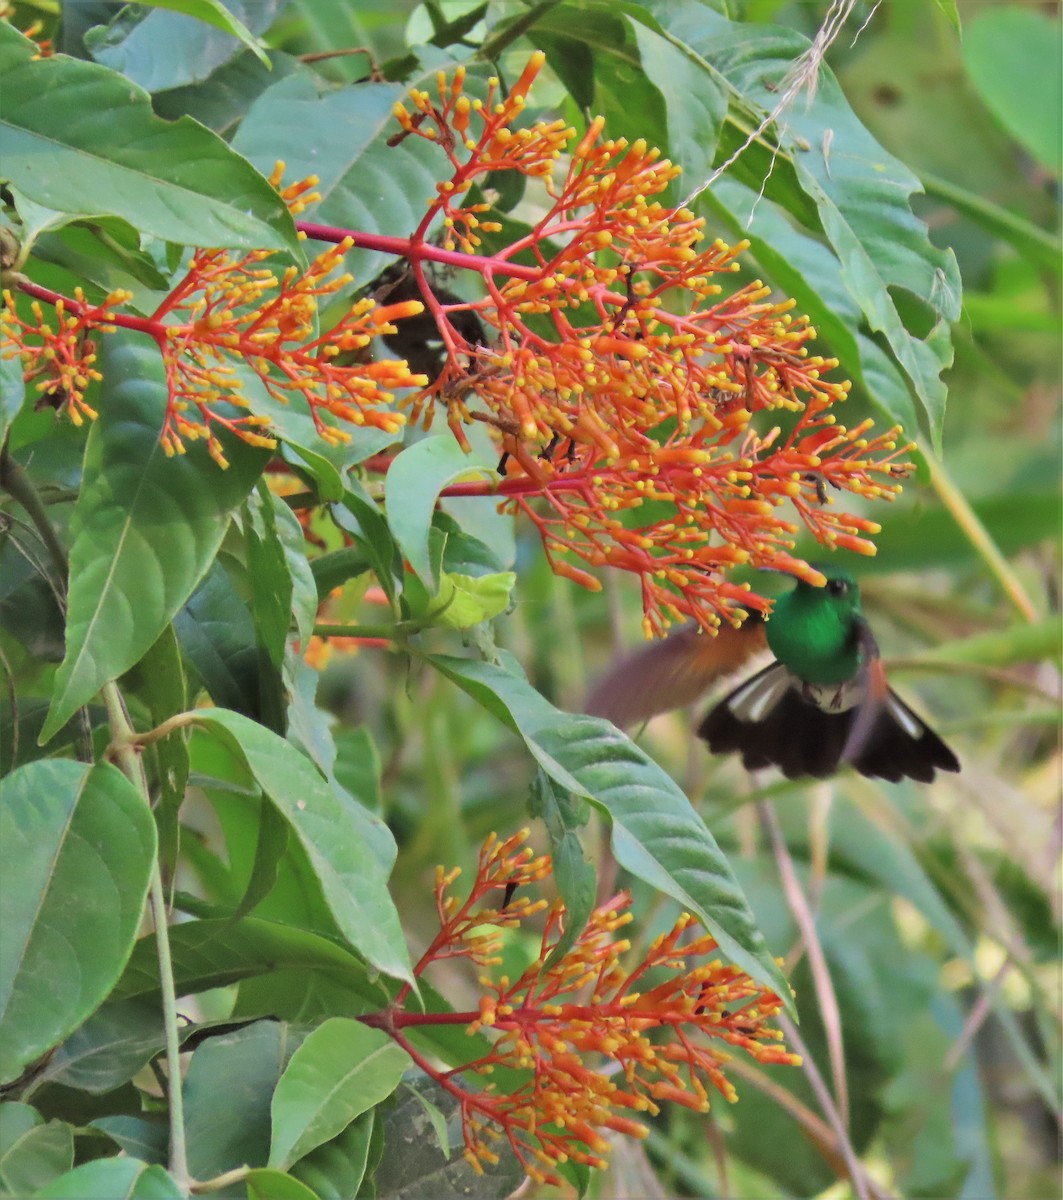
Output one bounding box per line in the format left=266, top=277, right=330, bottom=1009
left=586, top=565, right=959, bottom=783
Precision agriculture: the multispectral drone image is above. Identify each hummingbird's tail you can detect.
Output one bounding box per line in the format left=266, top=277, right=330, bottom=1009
left=698, top=662, right=960, bottom=782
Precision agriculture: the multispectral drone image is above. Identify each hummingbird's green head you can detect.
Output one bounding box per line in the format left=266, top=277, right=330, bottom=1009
left=766, top=563, right=863, bottom=684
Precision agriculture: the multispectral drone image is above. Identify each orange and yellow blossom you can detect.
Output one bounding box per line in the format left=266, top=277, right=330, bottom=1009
left=365, top=831, right=798, bottom=1186
left=377, top=53, right=915, bottom=632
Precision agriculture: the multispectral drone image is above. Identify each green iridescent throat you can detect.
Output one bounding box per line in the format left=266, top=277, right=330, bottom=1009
left=766, top=568, right=862, bottom=685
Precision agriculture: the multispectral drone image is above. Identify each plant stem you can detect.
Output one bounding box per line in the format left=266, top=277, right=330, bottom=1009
left=103, top=682, right=190, bottom=1193
left=920, top=441, right=1039, bottom=622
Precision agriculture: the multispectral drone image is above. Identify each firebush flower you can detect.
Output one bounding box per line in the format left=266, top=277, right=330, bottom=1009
left=362, top=830, right=798, bottom=1186
left=2, top=52, right=915, bottom=630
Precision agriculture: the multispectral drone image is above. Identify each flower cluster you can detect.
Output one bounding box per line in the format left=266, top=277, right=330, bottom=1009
left=1, top=286, right=123, bottom=426
left=371, top=831, right=797, bottom=1186
left=147, top=171, right=425, bottom=467
left=2, top=169, right=428, bottom=470
left=374, top=53, right=915, bottom=630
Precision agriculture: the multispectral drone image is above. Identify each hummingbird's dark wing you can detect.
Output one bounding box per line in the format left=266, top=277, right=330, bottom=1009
left=848, top=689, right=960, bottom=781
left=840, top=617, right=960, bottom=781
left=585, top=616, right=767, bottom=729
left=697, top=663, right=854, bottom=779
left=698, top=654, right=960, bottom=782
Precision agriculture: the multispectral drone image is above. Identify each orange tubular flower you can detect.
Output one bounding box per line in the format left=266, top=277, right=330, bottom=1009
left=382, top=54, right=915, bottom=633
left=374, top=831, right=798, bottom=1187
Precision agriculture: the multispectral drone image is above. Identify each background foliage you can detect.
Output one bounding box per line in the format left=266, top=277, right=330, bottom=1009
left=0, top=1, right=1059, bottom=1198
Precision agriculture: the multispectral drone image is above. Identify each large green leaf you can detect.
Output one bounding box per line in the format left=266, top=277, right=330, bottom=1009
left=85, top=0, right=276, bottom=86
left=114, top=916, right=386, bottom=1008
left=36, top=1158, right=183, bottom=1199
left=384, top=435, right=496, bottom=589
left=36, top=999, right=170, bottom=1095
left=184, top=1021, right=300, bottom=1180
left=290, top=1112, right=374, bottom=1200
left=427, top=653, right=793, bottom=1008
left=644, top=0, right=962, bottom=448
left=269, top=1019, right=410, bottom=1168
left=41, top=332, right=268, bottom=742
left=188, top=709, right=414, bottom=985
left=0, top=760, right=156, bottom=1084
left=963, top=8, right=1062, bottom=177
left=0, top=1103, right=73, bottom=1196
left=0, top=24, right=297, bottom=253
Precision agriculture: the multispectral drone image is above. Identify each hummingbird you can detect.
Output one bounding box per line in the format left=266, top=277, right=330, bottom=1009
left=586, top=565, right=960, bottom=783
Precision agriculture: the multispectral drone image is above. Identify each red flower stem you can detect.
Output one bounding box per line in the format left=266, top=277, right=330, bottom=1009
left=16, top=280, right=164, bottom=339
left=295, top=222, right=541, bottom=282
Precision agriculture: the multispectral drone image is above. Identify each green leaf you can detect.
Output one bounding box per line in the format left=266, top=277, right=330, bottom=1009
left=0, top=24, right=297, bottom=253
left=311, top=546, right=372, bottom=598
left=30, top=221, right=172, bottom=304
left=373, top=1073, right=524, bottom=1200
left=86, top=0, right=274, bottom=80
left=654, top=1, right=962, bottom=448
left=385, top=436, right=495, bottom=589
left=922, top=617, right=1062, bottom=670
left=174, top=561, right=284, bottom=725
left=35, top=1158, right=183, bottom=1199
left=290, top=1112, right=374, bottom=1200
left=270, top=1019, right=410, bottom=1168
left=0, top=761, right=156, bottom=1084
left=90, top=1116, right=167, bottom=1165
left=0, top=339, right=26, bottom=446
left=931, top=0, right=960, bottom=32
left=400, top=1085, right=450, bottom=1159
left=246, top=486, right=297, bottom=668
left=918, top=170, right=1062, bottom=276
left=963, top=8, right=1062, bottom=176
left=246, top=1168, right=322, bottom=1200
left=426, top=653, right=793, bottom=1009
left=41, top=332, right=268, bottom=742
left=334, top=483, right=404, bottom=609
left=37, top=999, right=168, bottom=1095
left=529, top=773, right=596, bottom=968
left=433, top=570, right=516, bottom=629
left=0, top=1103, right=73, bottom=1196
left=152, top=48, right=302, bottom=137
left=114, top=916, right=385, bottom=1008
left=185, top=1022, right=301, bottom=1180
left=232, top=798, right=291, bottom=922
left=121, top=625, right=189, bottom=870
left=188, top=709, right=414, bottom=985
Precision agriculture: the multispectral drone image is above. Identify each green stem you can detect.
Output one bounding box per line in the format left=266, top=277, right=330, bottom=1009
left=103, top=683, right=190, bottom=1194
left=190, top=1166, right=250, bottom=1195
left=313, top=621, right=403, bottom=639
left=0, top=446, right=68, bottom=583
left=920, top=442, right=1039, bottom=623
left=475, top=2, right=560, bottom=62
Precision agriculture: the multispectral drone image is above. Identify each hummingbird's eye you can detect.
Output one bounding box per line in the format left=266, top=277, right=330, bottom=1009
left=827, top=578, right=848, bottom=597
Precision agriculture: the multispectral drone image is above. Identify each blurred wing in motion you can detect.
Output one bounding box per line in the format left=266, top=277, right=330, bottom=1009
left=585, top=615, right=767, bottom=729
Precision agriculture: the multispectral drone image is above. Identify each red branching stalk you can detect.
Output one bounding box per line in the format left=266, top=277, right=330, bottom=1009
left=362, top=830, right=798, bottom=1186
left=3, top=52, right=916, bottom=630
